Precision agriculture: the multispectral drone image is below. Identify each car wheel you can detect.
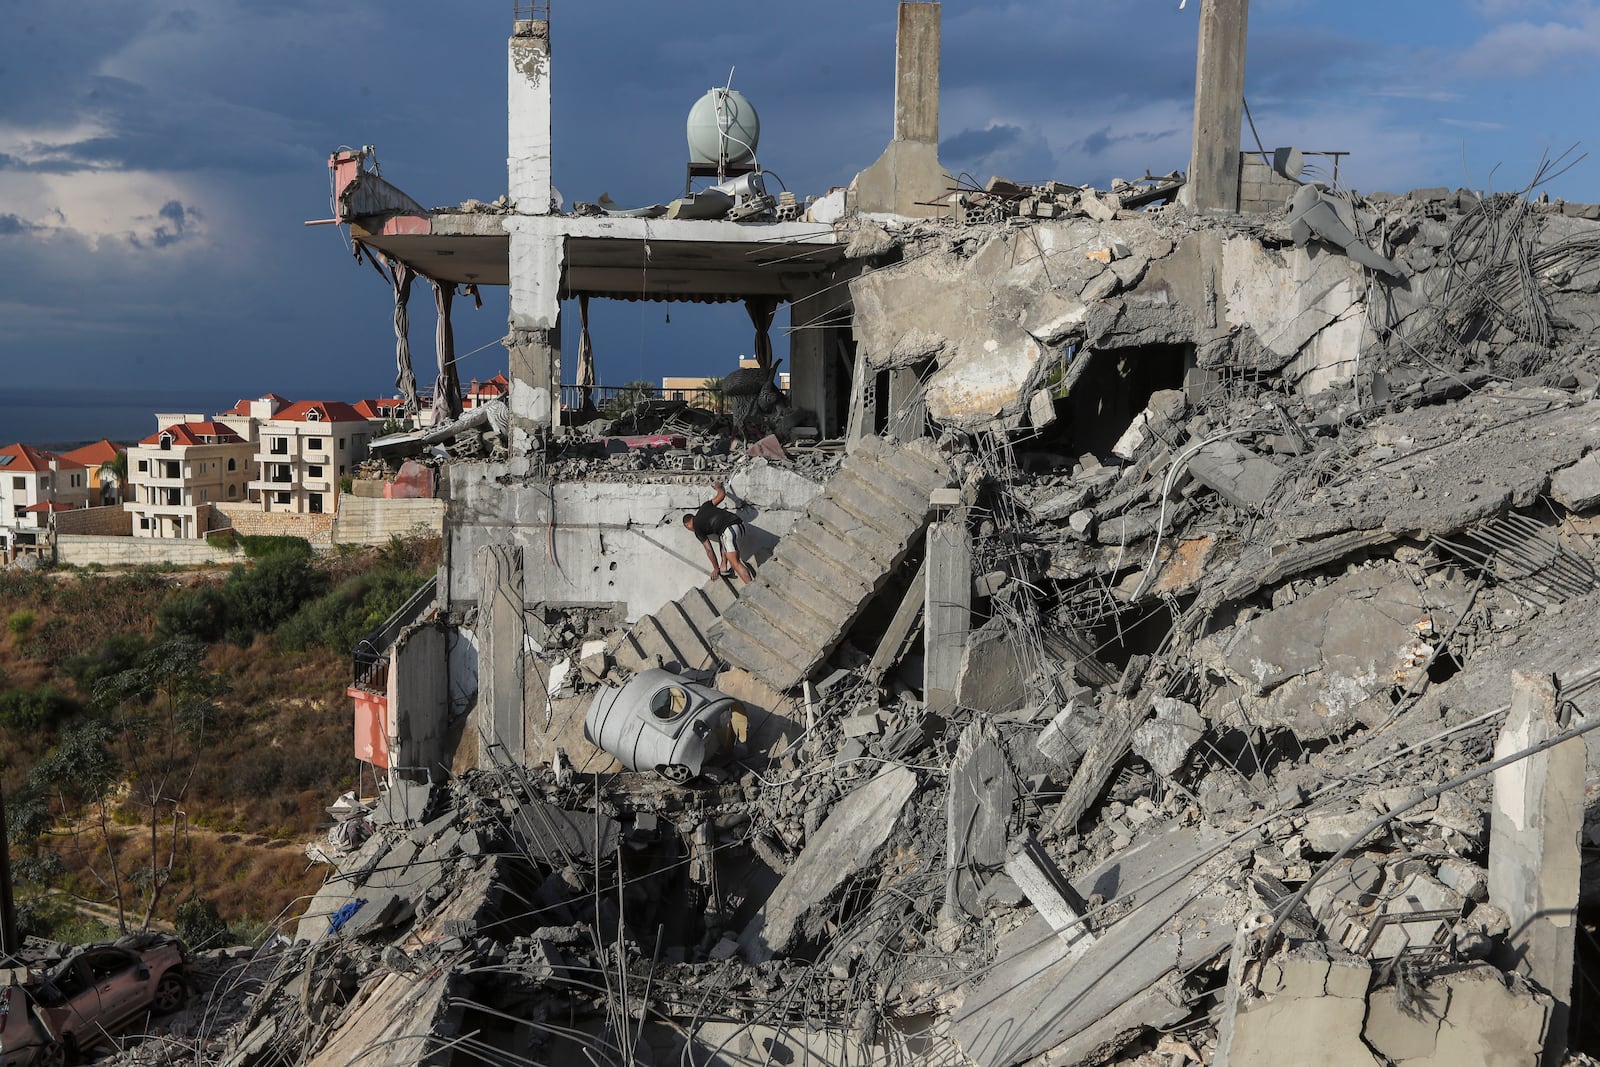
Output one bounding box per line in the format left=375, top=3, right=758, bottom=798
left=151, top=973, right=187, bottom=1014
left=655, top=763, right=693, bottom=784
left=35, top=1040, right=69, bottom=1067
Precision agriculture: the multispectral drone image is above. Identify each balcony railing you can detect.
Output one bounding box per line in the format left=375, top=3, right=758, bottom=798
left=350, top=575, right=438, bottom=689
left=559, top=384, right=738, bottom=415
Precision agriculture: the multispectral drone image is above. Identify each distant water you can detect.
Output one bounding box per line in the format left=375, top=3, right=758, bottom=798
left=0, top=386, right=252, bottom=450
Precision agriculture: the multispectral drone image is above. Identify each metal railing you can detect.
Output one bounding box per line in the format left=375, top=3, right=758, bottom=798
left=349, top=575, right=438, bottom=688
left=560, top=384, right=733, bottom=414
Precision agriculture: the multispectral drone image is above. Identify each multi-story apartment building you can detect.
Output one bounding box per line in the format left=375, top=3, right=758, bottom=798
left=124, top=422, right=257, bottom=539
left=249, top=401, right=373, bottom=514
left=0, top=443, right=89, bottom=556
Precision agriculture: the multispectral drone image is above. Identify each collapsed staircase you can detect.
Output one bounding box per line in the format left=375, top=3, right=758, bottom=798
left=610, top=573, right=742, bottom=675
left=713, top=435, right=953, bottom=691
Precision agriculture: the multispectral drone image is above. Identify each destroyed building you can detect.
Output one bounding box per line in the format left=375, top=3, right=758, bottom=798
left=170, top=2, right=1600, bottom=1065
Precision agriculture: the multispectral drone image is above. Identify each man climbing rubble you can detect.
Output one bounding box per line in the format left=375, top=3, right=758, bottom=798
left=683, top=480, right=753, bottom=584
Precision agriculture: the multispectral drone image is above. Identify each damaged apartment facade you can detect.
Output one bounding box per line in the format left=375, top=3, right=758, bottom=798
left=203, top=2, right=1600, bottom=1066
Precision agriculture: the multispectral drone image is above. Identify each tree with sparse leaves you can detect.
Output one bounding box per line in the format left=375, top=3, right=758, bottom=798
left=22, top=637, right=226, bottom=931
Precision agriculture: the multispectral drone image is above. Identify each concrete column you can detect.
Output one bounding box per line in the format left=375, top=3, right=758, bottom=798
left=506, top=225, right=564, bottom=449
left=852, top=2, right=952, bottom=218
left=892, top=1, right=941, bottom=144
left=923, top=511, right=971, bottom=711
left=389, top=624, right=449, bottom=786
left=475, top=544, right=527, bottom=768
left=788, top=289, right=832, bottom=436
left=508, top=20, right=552, bottom=214
left=1489, top=670, right=1582, bottom=1067
left=1181, top=0, right=1249, bottom=215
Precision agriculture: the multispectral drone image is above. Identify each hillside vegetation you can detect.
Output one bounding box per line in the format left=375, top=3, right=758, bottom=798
left=0, top=536, right=438, bottom=942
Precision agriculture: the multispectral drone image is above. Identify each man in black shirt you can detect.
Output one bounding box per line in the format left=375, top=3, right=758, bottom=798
left=683, top=479, right=752, bottom=584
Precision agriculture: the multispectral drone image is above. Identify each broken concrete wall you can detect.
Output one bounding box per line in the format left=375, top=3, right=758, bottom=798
left=448, top=460, right=823, bottom=619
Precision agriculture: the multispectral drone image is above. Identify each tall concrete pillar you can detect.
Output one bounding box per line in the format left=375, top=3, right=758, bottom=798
left=852, top=2, right=953, bottom=218
left=508, top=20, right=552, bottom=214
left=1489, top=670, right=1582, bottom=1067
left=924, top=511, right=971, bottom=711
left=507, top=19, right=562, bottom=448
left=475, top=544, right=527, bottom=768
left=1181, top=0, right=1249, bottom=215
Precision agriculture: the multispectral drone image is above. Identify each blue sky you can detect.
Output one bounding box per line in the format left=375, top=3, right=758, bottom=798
left=1, top=0, right=1597, bottom=433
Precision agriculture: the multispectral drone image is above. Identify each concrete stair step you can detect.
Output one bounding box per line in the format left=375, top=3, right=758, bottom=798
left=610, top=630, right=651, bottom=674
left=631, top=614, right=687, bottom=673
left=876, top=442, right=953, bottom=495
left=759, top=557, right=860, bottom=620
left=704, top=575, right=742, bottom=613
left=714, top=622, right=810, bottom=692
left=832, top=464, right=936, bottom=528
left=819, top=476, right=921, bottom=547
left=715, top=608, right=814, bottom=683
left=736, top=587, right=839, bottom=653
left=679, top=587, right=724, bottom=635
left=771, top=537, right=876, bottom=602
left=788, top=518, right=887, bottom=578
left=800, top=505, right=902, bottom=563
left=657, top=601, right=717, bottom=671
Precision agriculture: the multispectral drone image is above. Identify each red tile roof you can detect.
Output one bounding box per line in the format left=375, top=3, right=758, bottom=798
left=60, top=439, right=122, bottom=467
left=23, top=501, right=78, bottom=513
left=221, top=393, right=289, bottom=416
left=140, top=422, right=246, bottom=446
left=0, top=444, right=84, bottom=473
left=269, top=400, right=371, bottom=424
left=352, top=399, right=409, bottom=419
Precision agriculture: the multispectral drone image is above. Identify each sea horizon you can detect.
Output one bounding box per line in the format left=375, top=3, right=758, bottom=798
left=0, top=385, right=394, bottom=452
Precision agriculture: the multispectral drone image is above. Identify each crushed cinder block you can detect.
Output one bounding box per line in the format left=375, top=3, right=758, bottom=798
left=841, top=712, right=883, bottom=739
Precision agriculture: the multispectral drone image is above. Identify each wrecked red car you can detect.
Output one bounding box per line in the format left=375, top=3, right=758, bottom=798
left=0, top=934, right=189, bottom=1065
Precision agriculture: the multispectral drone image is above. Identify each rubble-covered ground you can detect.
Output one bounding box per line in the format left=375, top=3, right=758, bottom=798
left=104, top=181, right=1600, bottom=1066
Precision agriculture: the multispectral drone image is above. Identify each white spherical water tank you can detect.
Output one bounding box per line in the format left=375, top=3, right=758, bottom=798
left=687, top=88, right=761, bottom=167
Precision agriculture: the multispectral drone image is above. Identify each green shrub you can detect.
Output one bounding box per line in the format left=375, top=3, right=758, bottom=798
left=206, top=530, right=238, bottom=551
left=238, top=535, right=312, bottom=560
left=276, top=568, right=427, bottom=653
left=175, top=896, right=232, bottom=950
left=157, top=586, right=227, bottom=642
left=223, top=554, right=323, bottom=643
left=0, top=686, right=78, bottom=732
left=6, top=610, right=35, bottom=638
left=62, top=633, right=149, bottom=691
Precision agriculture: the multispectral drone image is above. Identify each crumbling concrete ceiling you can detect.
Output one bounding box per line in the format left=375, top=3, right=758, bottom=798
left=358, top=212, right=848, bottom=296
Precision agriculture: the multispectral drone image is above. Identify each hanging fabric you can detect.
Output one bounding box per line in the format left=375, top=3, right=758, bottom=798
left=433, top=280, right=463, bottom=421
left=746, top=296, right=778, bottom=373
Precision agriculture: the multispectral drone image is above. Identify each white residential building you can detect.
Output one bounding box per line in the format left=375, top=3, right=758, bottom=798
left=249, top=400, right=373, bottom=514
left=124, top=422, right=257, bottom=539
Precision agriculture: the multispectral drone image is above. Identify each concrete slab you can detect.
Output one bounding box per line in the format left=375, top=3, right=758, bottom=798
left=740, top=764, right=919, bottom=961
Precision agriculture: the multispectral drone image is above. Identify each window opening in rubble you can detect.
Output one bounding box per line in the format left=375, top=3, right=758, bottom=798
left=1064, top=343, right=1193, bottom=459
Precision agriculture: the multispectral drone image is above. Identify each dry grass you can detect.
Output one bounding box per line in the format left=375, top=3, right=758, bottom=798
left=0, top=542, right=441, bottom=931
left=34, top=824, right=326, bottom=928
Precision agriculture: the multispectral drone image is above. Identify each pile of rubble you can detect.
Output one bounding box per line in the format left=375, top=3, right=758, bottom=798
left=116, top=180, right=1600, bottom=1067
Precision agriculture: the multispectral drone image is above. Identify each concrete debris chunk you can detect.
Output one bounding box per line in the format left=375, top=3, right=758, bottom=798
left=1131, top=697, right=1205, bottom=776
left=739, top=764, right=918, bottom=962
left=1186, top=439, right=1283, bottom=510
